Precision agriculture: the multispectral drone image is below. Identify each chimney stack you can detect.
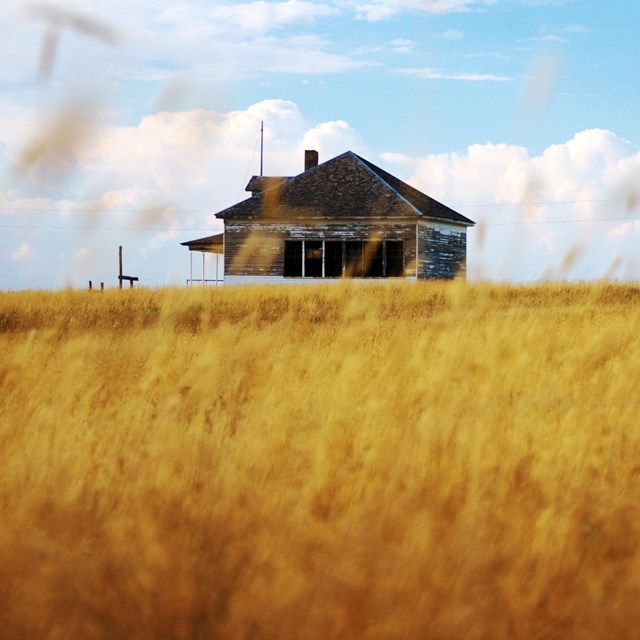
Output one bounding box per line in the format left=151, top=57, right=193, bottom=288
left=305, top=149, right=319, bottom=171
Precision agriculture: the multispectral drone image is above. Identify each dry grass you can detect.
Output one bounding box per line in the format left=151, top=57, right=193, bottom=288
left=2, top=282, right=640, bottom=639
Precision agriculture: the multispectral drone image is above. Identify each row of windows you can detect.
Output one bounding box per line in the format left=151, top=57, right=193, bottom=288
left=283, top=240, right=405, bottom=278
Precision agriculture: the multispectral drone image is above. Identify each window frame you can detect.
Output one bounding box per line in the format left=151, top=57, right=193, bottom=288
left=283, top=239, right=405, bottom=279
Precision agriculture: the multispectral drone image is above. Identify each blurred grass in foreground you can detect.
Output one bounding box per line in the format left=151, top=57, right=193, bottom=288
left=2, top=282, right=640, bottom=639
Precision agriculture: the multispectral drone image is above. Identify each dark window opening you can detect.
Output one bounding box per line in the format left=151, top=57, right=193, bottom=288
left=283, top=239, right=404, bottom=278
left=325, top=241, right=343, bottom=277
left=386, top=240, right=404, bottom=277
left=364, top=240, right=384, bottom=278
left=284, top=240, right=303, bottom=277
left=305, top=240, right=323, bottom=277
left=345, top=241, right=364, bottom=278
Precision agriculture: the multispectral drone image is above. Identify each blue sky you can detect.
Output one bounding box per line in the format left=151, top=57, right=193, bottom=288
left=1, top=0, right=640, bottom=288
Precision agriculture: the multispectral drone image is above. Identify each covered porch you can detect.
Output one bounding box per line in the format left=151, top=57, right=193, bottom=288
left=180, top=233, right=224, bottom=286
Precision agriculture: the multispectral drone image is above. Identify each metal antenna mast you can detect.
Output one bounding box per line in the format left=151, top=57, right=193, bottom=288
left=260, top=121, right=264, bottom=176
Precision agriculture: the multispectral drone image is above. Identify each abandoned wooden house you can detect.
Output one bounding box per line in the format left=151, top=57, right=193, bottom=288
left=181, top=150, right=474, bottom=284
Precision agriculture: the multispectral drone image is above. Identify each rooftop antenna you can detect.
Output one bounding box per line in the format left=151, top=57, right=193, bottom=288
left=260, top=120, right=264, bottom=177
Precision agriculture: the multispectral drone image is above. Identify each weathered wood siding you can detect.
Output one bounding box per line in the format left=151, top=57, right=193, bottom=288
left=224, top=275, right=418, bottom=286
left=417, top=222, right=467, bottom=280
left=224, top=221, right=417, bottom=277
left=224, top=223, right=286, bottom=277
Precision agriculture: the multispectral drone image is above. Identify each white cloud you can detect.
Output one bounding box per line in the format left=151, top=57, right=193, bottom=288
left=73, top=245, right=91, bottom=263
left=530, top=34, right=567, bottom=43
left=399, top=67, right=511, bottom=81
left=389, top=38, right=414, bottom=53
left=609, top=220, right=640, bottom=242
left=350, top=0, right=495, bottom=21
left=434, top=29, right=464, bottom=40
left=386, top=129, right=640, bottom=211
left=300, top=120, right=365, bottom=160
left=521, top=0, right=572, bottom=5
left=75, top=100, right=367, bottom=208
left=158, top=0, right=340, bottom=36
left=240, top=35, right=370, bottom=75
left=11, top=242, right=35, bottom=262
left=0, top=0, right=494, bottom=94
left=0, top=0, right=360, bottom=89
left=564, top=24, right=590, bottom=34
left=72, top=105, right=257, bottom=211
left=383, top=129, right=640, bottom=280
left=143, top=218, right=181, bottom=255
left=152, top=0, right=499, bottom=28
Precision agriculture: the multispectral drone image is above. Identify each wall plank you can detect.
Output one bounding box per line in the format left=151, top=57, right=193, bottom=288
left=224, top=222, right=418, bottom=277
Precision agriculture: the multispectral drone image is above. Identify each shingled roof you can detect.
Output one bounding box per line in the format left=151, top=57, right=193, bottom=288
left=180, top=232, right=224, bottom=253
left=215, top=151, right=474, bottom=226
left=245, top=175, right=291, bottom=195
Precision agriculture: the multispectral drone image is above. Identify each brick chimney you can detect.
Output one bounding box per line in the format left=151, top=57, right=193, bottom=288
left=304, top=150, right=319, bottom=171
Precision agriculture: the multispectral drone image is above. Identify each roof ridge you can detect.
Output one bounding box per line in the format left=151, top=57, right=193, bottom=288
left=350, top=152, right=424, bottom=218
left=352, top=152, right=474, bottom=226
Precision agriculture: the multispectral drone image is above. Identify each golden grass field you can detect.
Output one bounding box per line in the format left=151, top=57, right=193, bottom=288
left=2, top=282, right=640, bottom=639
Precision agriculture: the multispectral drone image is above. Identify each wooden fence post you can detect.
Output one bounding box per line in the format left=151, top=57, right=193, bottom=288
left=119, top=246, right=123, bottom=290
left=118, top=245, right=139, bottom=289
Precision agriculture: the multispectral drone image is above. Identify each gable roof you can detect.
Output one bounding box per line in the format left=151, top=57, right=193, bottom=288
left=215, top=151, right=474, bottom=226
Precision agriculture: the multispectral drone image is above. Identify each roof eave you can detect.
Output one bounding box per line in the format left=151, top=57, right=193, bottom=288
left=351, top=153, right=475, bottom=226
left=218, top=216, right=474, bottom=225
left=420, top=214, right=475, bottom=227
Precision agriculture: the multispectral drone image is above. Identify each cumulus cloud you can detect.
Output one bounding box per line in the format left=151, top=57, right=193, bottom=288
left=77, top=99, right=366, bottom=208
left=300, top=120, right=365, bottom=161
left=386, top=129, right=640, bottom=219
left=383, top=129, right=640, bottom=280
left=84, top=102, right=278, bottom=205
